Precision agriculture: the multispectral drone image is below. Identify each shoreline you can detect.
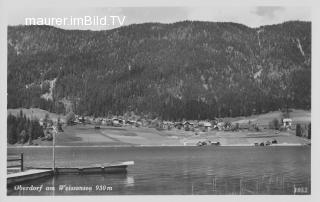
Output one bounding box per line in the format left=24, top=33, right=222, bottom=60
left=7, top=123, right=311, bottom=149
left=7, top=143, right=310, bottom=149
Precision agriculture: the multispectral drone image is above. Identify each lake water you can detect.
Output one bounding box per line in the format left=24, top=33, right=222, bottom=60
left=7, top=146, right=311, bottom=195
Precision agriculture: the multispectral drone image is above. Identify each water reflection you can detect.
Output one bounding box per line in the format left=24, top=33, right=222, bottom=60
left=8, top=173, right=310, bottom=195
left=125, top=176, right=135, bottom=187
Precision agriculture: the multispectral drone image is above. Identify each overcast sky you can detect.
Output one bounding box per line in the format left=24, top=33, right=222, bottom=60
left=7, top=7, right=311, bottom=30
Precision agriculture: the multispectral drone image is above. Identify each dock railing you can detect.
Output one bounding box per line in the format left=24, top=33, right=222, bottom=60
left=7, top=153, right=24, bottom=172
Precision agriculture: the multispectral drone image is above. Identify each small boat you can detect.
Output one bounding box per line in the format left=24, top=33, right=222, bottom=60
left=211, top=141, right=220, bottom=146
left=196, top=141, right=207, bottom=146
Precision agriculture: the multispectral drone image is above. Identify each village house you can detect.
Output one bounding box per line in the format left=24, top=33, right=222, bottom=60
left=126, top=120, right=137, bottom=127
left=39, top=118, right=44, bottom=126
left=282, top=118, right=292, bottom=129
left=100, top=118, right=107, bottom=125
left=182, top=121, right=194, bottom=131
left=112, top=118, right=123, bottom=127
left=161, top=121, right=174, bottom=130
left=199, top=121, right=212, bottom=132
left=174, top=122, right=183, bottom=130
left=216, top=122, right=225, bottom=131
left=139, top=118, right=148, bottom=127
left=135, top=120, right=142, bottom=127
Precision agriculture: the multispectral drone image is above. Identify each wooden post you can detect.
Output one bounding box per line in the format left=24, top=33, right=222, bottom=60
left=282, top=176, right=284, bottom=193
left=53, top=131, right=55, bottom=174
left=20, top=153, right=24, bottom=171
left=212, top=177, right=216, bottom=192
left=191, top=183, right=194, bottom=195
left=240, top=178, right=242, bottom=195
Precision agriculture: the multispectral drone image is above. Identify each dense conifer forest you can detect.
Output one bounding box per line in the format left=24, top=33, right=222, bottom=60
left=7, top=21, right=311, bottom=120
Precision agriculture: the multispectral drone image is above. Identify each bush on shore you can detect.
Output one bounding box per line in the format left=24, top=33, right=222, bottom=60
left=296, top=124, right=302, bottom=137
left=269, top=118, right=280, bottom=130
left=66, top=111, right=75, bottom=125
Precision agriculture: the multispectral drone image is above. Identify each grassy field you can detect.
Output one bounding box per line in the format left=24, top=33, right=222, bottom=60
left=16, top=124, right=309, bottom=147
left=7, top=108, right=66, bottom=122
left=229, top=109, right=310, bottom=126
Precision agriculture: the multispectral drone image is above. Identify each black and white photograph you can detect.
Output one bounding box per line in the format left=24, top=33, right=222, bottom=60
left=0, top=0, right=318, bottom=200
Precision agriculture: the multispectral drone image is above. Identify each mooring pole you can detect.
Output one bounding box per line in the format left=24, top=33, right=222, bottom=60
left=20, top=153, right=24, bottom=171
left=240, top=177, right=242, bottom=195
left=52, top=131, right=55, bottom=174
left=191, top=183, right=194, bottom=195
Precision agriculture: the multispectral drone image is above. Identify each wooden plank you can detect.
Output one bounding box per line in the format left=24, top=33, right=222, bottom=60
left=7, top=167, right=21, bottom=170
left=8, top=156, right=20, bottom=159
left=7, top=165, right=21, bottom=168
left=7, top=153, right=23, bottom=171
left=8, top=169, right=52, bottom=178
left=7, top=169, right=53, bottom=186
left=7, top=159, right=21, bottom=162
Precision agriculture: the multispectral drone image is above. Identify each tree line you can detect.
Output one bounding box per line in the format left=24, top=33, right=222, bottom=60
left=7, top=110, right=44, bottom=144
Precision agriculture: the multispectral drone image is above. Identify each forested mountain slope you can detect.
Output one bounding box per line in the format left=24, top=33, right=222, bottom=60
left=7, top=21, right=311, bottom=120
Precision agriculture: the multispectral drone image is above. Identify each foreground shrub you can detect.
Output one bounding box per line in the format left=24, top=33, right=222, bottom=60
left=269, top=118, right=280, bottom=130
left=296, top=124, right=302, bottom=137
left=66, top=111, right=76, bottom=125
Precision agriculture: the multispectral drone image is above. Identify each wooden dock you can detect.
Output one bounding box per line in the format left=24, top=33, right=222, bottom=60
left=7, top=161, right=134, bottom=186
left=7, top=153, right=24, bottom=172
left=7, top=169, right=53, bottom=186
left=28, top=161, right=135, bottom=174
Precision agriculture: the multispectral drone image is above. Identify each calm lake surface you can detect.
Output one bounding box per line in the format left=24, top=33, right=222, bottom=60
left=7, top=146, right=311, bottom=195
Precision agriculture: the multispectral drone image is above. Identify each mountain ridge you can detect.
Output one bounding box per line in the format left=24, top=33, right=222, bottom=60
left=7, top=20, right=311, bottom=120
